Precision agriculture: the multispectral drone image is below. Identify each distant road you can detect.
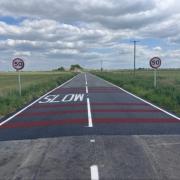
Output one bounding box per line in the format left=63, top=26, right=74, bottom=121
left=0, top=73, right=180, bottom=180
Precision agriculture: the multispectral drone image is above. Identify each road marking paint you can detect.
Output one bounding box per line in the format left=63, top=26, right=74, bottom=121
left=92, top=118, right=179, bottom=123
left=85, top=73, right=88, bottom=85
left=55, top=87, right=85, bottom=89
left=39, top=94, right=85, bottom=103
left=1, top=118, right=179, bottom=129
left=91, top=109, right=160, bottom=113
left=18, top=110, right=87, bottom=117
left=31, top=102, right=149, bottom=108
left=85, top=73, right=93, bottom=127
left=87, top=98, right=93, bottom=127
left=54, top=90, right=85, bottom=93
left=90, top=102, right=148, bottom=106
left=92, top=74, right=180, bottom=121
left=38, top=95, right=60, bottom=103
left=0, top=119, right=86, bottom=129
left=90, top=165, right=99, bottom=180
left=0, top=74, right=79, bottom=127
left=32, top=103, right=87, bottom=108
left=86, top=86, right=89, bottom=94
left=88, top=91, right=122, bottom=93
left=90, top=139, right=95, bottom=143
left=61, top=94, right=85, bottom=102
left=61, top=94, right=76, bottom=102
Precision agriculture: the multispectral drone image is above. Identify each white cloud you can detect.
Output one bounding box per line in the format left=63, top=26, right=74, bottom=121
left=153, top=46, right=162, bottom=51
left=14, top=51, right=31, bottom=57
left=0, top=0, right=180, bottom=71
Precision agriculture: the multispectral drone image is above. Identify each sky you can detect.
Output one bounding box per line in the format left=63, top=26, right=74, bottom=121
left=0, top=0, right=180, bottom=71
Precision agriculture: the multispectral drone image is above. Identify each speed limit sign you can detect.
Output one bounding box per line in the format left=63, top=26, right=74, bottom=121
left=12, top=58, right=25, bottom=96
left=12, top=58, right=24, bottom=71
left=150, top=57, right=161, bottom=88
left=150, top=57, right=161, bottom=69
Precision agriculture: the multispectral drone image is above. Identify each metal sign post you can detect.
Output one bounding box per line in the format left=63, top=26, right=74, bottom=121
left=150, top=57, right=161, bottom=88
left=154, top=69, right=157, bottom=88
left=18, top=70, right=22, bottom=96
left=12, top=58, right=25, bottom=96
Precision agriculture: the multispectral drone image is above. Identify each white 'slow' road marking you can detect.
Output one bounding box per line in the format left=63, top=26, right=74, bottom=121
left=87, top=97, right=93, bottom=127
left=90, top=165, right=99, bottom=180
left=0, top=74, right=79, bottom=127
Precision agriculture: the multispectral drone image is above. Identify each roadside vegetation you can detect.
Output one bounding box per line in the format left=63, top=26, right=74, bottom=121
left=0, top=71, right=75, bottom=117
left=93, top=69, right=180, bottom=117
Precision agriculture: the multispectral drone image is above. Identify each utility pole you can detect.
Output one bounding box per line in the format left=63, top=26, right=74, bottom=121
left=131, top=40, right=139, bottom=75
left=101, top=60, right=103, bottom=72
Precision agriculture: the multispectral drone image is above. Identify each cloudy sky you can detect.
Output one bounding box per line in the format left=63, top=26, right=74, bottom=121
left=0, top=0, right=180, bottom=71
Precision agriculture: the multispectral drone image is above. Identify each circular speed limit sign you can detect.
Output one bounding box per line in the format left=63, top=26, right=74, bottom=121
left=150, top=57, right=161, bottom=69
left=12, top=58, right=25, bottom=70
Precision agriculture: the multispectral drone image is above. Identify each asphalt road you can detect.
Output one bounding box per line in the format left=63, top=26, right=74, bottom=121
left=0, top=73, right=180, bottom=180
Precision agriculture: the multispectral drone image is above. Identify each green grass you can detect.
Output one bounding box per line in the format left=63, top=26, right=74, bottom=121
left=92, top=69, right=180, bottom=117
left=0, top=71, right=76, bottom=116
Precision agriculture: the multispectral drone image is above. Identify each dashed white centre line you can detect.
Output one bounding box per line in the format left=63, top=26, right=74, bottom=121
left=90, top=139, right=95, bottom=143
left=85, top=74, right=98, bottom=180
left=90, top=165, right=99, bottom=180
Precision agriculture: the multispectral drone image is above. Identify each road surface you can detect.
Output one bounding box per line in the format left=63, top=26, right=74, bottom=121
left=0, top=73, right=180, bottom=180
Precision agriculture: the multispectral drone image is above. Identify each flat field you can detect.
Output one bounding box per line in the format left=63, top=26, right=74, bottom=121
left=93, top=69, right=180, bottom=117
left=0, top=71, right=75, bottom=116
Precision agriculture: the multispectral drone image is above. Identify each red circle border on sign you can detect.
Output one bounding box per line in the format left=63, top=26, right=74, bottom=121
left=12, top=58, right=25, bottom=71
left=149, top=57, right=161, bottom=69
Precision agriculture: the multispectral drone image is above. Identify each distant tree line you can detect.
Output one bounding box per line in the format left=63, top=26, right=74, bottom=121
left=53, top=64, right=83, bottom=72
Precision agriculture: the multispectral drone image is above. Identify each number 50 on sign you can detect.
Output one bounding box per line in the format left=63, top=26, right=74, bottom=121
left=12, top=58, right=24, bottom=71
left=150, top=57, right=161, bottom=69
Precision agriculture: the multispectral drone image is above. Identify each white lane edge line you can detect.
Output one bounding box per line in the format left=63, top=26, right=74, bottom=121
left=90, top=73, right=180, bottom=121
left=90, top=165, right=99, bottom=180
left=87, top=97, right=93, bottom=127
left=0, top=74, right=80, bottom=126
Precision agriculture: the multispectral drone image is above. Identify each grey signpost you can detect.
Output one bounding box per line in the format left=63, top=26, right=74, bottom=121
left=12, top=58, right=25, bottom=96
left=149, top=57, right=161, bottom=88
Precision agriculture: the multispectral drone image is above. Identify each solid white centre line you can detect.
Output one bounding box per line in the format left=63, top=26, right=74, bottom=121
left=86, top=86, right=89, bottom=94
left=87, top=97, right=93, bottom=127
left=85, top=73, right=88, bottom=85
left=90, top=165, right=99, bottom=180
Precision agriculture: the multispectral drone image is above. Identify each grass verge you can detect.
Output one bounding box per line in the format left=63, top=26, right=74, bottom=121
left=0, top=72, right=76, bottom=117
